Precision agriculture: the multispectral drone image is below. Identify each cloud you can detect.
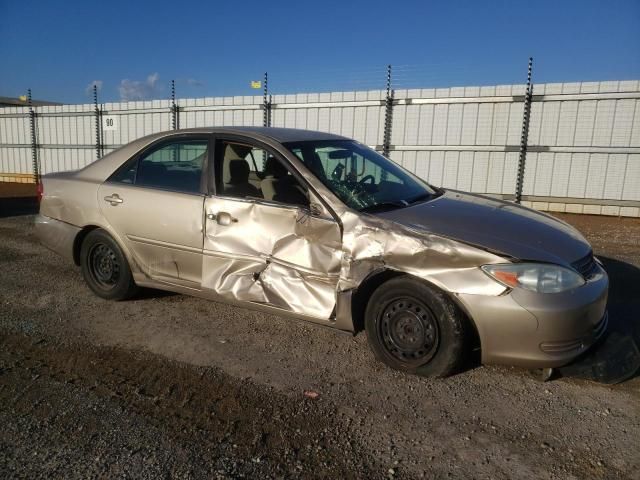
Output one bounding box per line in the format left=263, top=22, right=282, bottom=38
left=85, top=80, right=103, bottom=96
left=118, top=73, right=161, bottom=101
left=186, top=78, right=204, bottom=87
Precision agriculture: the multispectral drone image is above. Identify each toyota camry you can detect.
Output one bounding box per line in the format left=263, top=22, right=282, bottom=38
left=36, top=127, right=608, bottom=377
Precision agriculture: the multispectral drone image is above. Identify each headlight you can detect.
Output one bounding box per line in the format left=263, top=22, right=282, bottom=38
left=481, top=263, right=585, bottom=294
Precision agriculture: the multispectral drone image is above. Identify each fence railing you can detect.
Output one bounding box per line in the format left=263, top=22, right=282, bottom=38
left=1, top=72, right=639, bottom=217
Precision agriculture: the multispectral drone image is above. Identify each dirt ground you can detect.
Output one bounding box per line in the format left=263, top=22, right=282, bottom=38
left=1, top=209, right=639, bottom=479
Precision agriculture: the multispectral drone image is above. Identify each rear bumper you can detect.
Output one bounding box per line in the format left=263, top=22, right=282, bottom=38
left=34, top=214, right=80, bottom=263
left=457, top=264, right=609, bottom=368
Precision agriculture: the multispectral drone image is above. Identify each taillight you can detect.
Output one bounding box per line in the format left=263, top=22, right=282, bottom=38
left=36, top=181, right=44, bottom=203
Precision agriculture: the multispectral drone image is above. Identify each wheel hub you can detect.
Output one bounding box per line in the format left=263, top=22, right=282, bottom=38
left=89, top=243, right=120, bottom=288
left=380, top=298, right=439, bottom=364
left=97, top=255, right=113, bottom=277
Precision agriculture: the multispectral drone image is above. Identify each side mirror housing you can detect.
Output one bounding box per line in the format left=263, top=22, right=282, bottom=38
left=309, top=202, right=323, bottom=217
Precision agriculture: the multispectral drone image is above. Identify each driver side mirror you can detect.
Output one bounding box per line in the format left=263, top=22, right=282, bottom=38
left=309, top=202, right=323, bottom=217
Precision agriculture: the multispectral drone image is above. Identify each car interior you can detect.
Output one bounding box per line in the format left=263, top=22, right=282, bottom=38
left=260, top=157, right=309, bottom=205
left=289, top=143, right=412, bottom=210
left=219, top=141, right=309, bottom=207
left=137, top=161, right=202, bottom=193
left=224, top=158, right=262, bottom=198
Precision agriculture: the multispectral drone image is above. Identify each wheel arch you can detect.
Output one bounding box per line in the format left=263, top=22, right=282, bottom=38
left=351, top=269, right=404, bottom=333
left=73, top=224, right=132, bottom=269
left=352, top=269, right=481, bottom=350
left=72, top=225, right=101, bottom=265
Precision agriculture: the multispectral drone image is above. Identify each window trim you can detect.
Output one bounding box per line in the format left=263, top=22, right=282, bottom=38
left=106, top=133, right=214, bottom=196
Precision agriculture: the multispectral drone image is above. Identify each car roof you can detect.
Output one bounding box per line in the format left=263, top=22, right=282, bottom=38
left=176, top=126, right=350, bottom=143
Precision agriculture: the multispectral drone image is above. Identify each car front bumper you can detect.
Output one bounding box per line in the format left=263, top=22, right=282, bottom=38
left=456, top=264, right=609, bottom=368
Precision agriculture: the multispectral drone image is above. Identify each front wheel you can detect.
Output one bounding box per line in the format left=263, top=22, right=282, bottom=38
left=80, top=229, right=138, bottom=301
left=364, top=276, right=470, bottom=377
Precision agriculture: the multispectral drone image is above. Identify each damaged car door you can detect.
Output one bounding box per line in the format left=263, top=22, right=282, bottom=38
left=202, top=137, right=343, bottom=320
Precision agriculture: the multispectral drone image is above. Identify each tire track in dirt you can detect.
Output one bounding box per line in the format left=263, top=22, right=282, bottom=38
left=0, top=333, right=384, bottom=478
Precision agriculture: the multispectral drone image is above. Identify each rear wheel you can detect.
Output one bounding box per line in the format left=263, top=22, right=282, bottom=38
left=80, top=229, right=138, bottom=300
left=365, top=276, right=469, bottom=377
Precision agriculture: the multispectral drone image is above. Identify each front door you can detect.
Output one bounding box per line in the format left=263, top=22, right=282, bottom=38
left=98, top=135, right=210, bottom=288
left=202, top=138, right=343, bottom=320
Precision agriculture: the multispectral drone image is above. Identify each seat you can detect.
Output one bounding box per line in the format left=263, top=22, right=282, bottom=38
left=138, top=162, right=168, bottom=187
left=222, top=144, right=251, bottom=184
left=224, top=159, right=261, bottom=198
left=260, top=157, right=308, bottom=206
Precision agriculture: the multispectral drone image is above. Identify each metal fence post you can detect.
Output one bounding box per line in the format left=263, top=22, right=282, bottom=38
left=27, top=89, right=40, bottom=184
left=99, top=104, right=105, bottom=158
left=382, top=64, right=394, bottom=158
left=171, top=79, right=179, bottom=130
left=515, top=57, right=533, bottom=204
left=93, top=84, right=102, bottom=160
left=263, top=72, right=271, bottom=127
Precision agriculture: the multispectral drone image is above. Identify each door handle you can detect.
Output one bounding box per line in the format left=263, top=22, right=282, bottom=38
left=104, top=194, right=123, bottom=206
left=207, top=211, right=237, bottom=226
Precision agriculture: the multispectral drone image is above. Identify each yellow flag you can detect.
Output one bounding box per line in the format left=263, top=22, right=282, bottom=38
left=18, top=95, right=27, bottom=102
left=250, top=81, right=262, bottom=89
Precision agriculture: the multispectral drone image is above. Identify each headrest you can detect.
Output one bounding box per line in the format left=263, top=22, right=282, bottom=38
left=264, top=157, right=288, bottom=178
left=225, top=143, right=252, bottom=160
left=228, top=159, right=250, bottom=183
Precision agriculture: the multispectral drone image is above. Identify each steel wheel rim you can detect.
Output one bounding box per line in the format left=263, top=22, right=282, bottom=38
left=379, top=297, right=439, bottom=365
left=88, top=242, right=120, bottom=289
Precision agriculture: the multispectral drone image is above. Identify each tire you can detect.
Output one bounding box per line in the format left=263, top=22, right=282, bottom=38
left=80, top=229, right=138, bottom=301
left=364, top=276, right=469, bottom=377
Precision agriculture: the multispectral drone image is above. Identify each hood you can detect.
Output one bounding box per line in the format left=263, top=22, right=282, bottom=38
left=375, top=190, right=591, bottom=266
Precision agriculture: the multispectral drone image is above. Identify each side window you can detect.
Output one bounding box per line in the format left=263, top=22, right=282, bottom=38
left=111, top=160, right=137, bottom=184
left=111, top=140, right=208, bottom=193
left=137, top=141, right=207, bottom=193
left=218, top=141, right=309, bottom=207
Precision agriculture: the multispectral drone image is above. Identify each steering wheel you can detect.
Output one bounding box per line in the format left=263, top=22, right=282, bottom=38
left=359, top=174, right=375, bottom=185
left=331, top=163, right=345, bottom=181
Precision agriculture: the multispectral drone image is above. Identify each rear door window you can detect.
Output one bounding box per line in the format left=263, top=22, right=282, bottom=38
left=110, top=139, right=208, bottom=194
left=137, top=141, right=207, bottom=193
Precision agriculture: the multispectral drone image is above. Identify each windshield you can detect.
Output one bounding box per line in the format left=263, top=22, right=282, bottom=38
left=283, top=140, right=438, bottom=211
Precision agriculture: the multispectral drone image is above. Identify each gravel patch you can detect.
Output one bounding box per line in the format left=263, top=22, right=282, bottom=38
left=1, top=213, right=639, bottom=479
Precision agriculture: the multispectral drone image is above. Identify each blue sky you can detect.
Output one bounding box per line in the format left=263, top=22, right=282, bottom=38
left=1, top=0, right=639, bottom=104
